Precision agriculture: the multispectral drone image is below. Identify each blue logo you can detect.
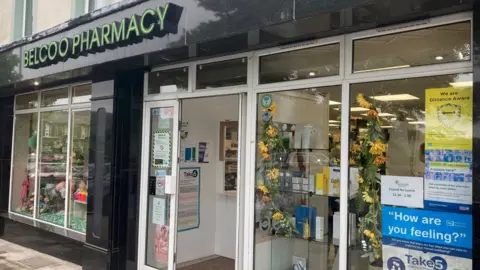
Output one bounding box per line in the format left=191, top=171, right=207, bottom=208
left=387, top=257, right=405, bottom=270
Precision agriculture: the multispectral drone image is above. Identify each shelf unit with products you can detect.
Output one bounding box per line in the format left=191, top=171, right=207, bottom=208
left=220, top=121, right=239, bottom=193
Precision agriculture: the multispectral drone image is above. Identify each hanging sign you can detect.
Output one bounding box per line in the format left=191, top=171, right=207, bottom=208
left=424, top=87, right=473, bottom=213
left=381, top=175, right=424, bottom=208
left=24, top=3, right=183, bottom=69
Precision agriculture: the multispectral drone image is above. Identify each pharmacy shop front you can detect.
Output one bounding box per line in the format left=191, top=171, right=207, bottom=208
left=139, top=12, right=477, bottom=270
left=0, top=1, right=478, bottom=270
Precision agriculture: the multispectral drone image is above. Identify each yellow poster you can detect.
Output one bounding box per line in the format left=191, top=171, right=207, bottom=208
left=425, top=87, right=472, bottom=151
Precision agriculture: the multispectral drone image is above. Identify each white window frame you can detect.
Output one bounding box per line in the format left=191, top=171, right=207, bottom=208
left=9, top=82, right=91, bottom=242
left=142, top=11, right=473, bottom=270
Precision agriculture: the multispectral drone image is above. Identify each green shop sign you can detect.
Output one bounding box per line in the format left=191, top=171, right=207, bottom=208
left=24, top=3, right=183, bottom=69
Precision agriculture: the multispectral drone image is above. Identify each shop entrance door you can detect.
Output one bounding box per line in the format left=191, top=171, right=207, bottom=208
left=138, top=100, right=181, bottom=270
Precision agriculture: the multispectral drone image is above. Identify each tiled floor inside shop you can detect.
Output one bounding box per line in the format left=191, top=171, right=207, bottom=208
left=178, top=256, right=235, bottom=270
left=0, top=238, right=81, bottom=270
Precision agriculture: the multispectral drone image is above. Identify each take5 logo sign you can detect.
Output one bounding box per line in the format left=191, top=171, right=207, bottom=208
left=387, top=254, right=449, bottom=270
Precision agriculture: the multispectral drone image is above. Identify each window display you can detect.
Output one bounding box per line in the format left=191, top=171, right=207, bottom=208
left=10, top=113, right=38, bottom=216
left=347, top=74, right=473, bottom=270
left=254, top=86, right=342, bottom=270
left=10, top=85, right=91, bottom=234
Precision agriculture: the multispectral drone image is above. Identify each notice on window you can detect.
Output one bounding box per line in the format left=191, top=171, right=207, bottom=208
left=382, top=206, right=472, bottom=270
left=152, top=131, right=171, bottom=168
left=155, top=170, right=166, bottom=196
left=424, top=87, right=472, bottom=213
left=152, top=197, right=166, bottom=225
left=381, top=176, right=424, bottom=208
left=178, top=168, right=200, bottom=231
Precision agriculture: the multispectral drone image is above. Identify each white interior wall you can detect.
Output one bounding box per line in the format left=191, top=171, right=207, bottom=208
left=177, top=95, right=238, bottom=263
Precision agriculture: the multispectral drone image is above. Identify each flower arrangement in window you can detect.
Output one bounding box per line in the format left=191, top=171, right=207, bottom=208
left=351, top=93, right=387, bottom=264
left=256, top=95, right=296, bottom=237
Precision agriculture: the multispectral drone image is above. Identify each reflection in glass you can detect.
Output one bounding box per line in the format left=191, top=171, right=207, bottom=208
left=72, top=84, right=92, bottom=103
left=68, top=110, right=90, bottom=233
left=16, top=93, right=38, bottom=110
left=254, top=86, right=341, bottom=270
left=148, top=68, right=188, bottom=94
left=41, top=88, right=69, bottom=107
left=37, top=111, right=69, bottom=226
left=260, top=44, right=340, bottom=84
left=146, top=107, right=174, bottom=269
left=197, top=58, right=247, bottom=89
left=353, top=22, right=471, bottom=72
left=347, top=73, right=473, bottom=269
left=10, top=113, right=38, bottom=217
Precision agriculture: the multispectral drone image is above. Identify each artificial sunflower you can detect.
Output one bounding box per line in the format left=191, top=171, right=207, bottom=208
left=367, top=109, right=378, bottom=117
left=267, top=168, right=280, bottom=180
left=261, top=152, right=271, bottom=160
left=357, top=175, right=364, bottom=184
left=266, top=126, right=277, bottom=137
left=258, top=141, right=268, bottom=153
left=268, top=103, right=277, bottom=116
left=369, top=140, right=386, bottom=155
left=333, top=134, right=341, bottom=143
left=356, top=93, right=372, bottom=109
left=362, top=191, right=374, bottom=203
left=351, top=144, right=361, bottom=152
left=373, top=155, right=387, bottom=165
left=262, top=196, right=271, bottom=203
left=272, top=212, right=284, bottom=220
left=349, top=158, right=356, bottom=165
left=258, top=184, right=269, bottom=194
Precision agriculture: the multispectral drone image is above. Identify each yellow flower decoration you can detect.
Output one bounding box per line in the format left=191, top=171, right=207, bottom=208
left=258, top=184, right=269, bottom=194
left=364, top=230, right=373, bottom=237
left=349, top=158, right=356, bottom=165
left=261, top=152, right=271, bottom=160
left=266, top=126, right=277, bottom=137
left=356, top=93, right=372, bottom=109
left=351, top=144, right=361, bottom=152
left=373, top=155, right=387, bottom=166
left=262, top=196, right=271, bottom=203
left=267, top=168, right=280, bottom=181
left=258, top=141, right=268, bottom=153
left=369, top=140, right=386, bottom=155
left=367, top=109, right=378, bottom=118
left=333, top=134, right=341, bottom=143
left=272, top=212, right=284, bottom=220
left=357, top=174, right=364, bottom=183
left=362, top=191, right=374, bottom=203
left=268, top=103, right=277, bottom=116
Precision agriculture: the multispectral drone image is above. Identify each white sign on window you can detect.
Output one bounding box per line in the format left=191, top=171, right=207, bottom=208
left=381, top=175, right=424, bottom=208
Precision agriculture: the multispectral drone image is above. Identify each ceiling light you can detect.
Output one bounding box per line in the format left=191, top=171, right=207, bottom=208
left=372, top=94, right=419, bottom=101
left=350, top=107, right=369, bottom=112
left=391, top=117, right=414, bottom=121
left=34, top=81, right=39, bottom=86
left=309, top=72, right=316, bottom=76
left=435, top=56, right=444, bottom=60
left=329, top=100, right=341, bottom=105
left=409, top=121, right=425, bottom=125
left=449, top=81, right=472, bottom=88
left=329, top=124, right=340, bottom=127
left=355, top=65, right=410, bottom=73
left=329, top=120, right=340, bottom=123
left=381, top=126, right=393, bottom=129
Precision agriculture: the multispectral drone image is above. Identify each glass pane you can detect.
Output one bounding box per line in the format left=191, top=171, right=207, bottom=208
left=348, top=73, right=473, bottom=269
left=41, top=88, right=69, bottom=107
left=148, top=68, right=188, bottom=94
left=34, top=0, right=73, bottom=33
left=72, top=84, right=92, bottom=103
left=259, top=44, right=340, bottom=84
left=37, top=110, right=69, bottom=226
left=353, top=22, right=471, bottom=72
left=196, top=58, right=247, bottom=89
left=254, top=86, right=342, bottom=270
left=16, top=93, right=38, bottom=110
left=146, top=106, right=174, bottom=269
left=67, top=110, right=90, bottom=233
left=10, top=113, right=38, bottom=217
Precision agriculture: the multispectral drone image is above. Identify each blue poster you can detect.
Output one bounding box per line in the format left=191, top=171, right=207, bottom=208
left=382, top=206, right=472, bottom=269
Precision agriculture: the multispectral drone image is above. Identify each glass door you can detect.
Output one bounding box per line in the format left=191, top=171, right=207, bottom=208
left=138, top=100, right=181, bottom=270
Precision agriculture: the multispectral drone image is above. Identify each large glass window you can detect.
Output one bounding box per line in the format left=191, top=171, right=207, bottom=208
left=148, top=68, right=188, bottom=94
left=347, top=73, right=473, bottom=269
left=254, top=86, right=343, bottom=270
left=10, top=85, right=91, bottom=234
left=353, top=22, right=471, bottom=73
left=259, top=44, right=340, bottom=84
left=10, top=113, right=38, bottom=217
left=196, top=58, right=248, bottom=89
